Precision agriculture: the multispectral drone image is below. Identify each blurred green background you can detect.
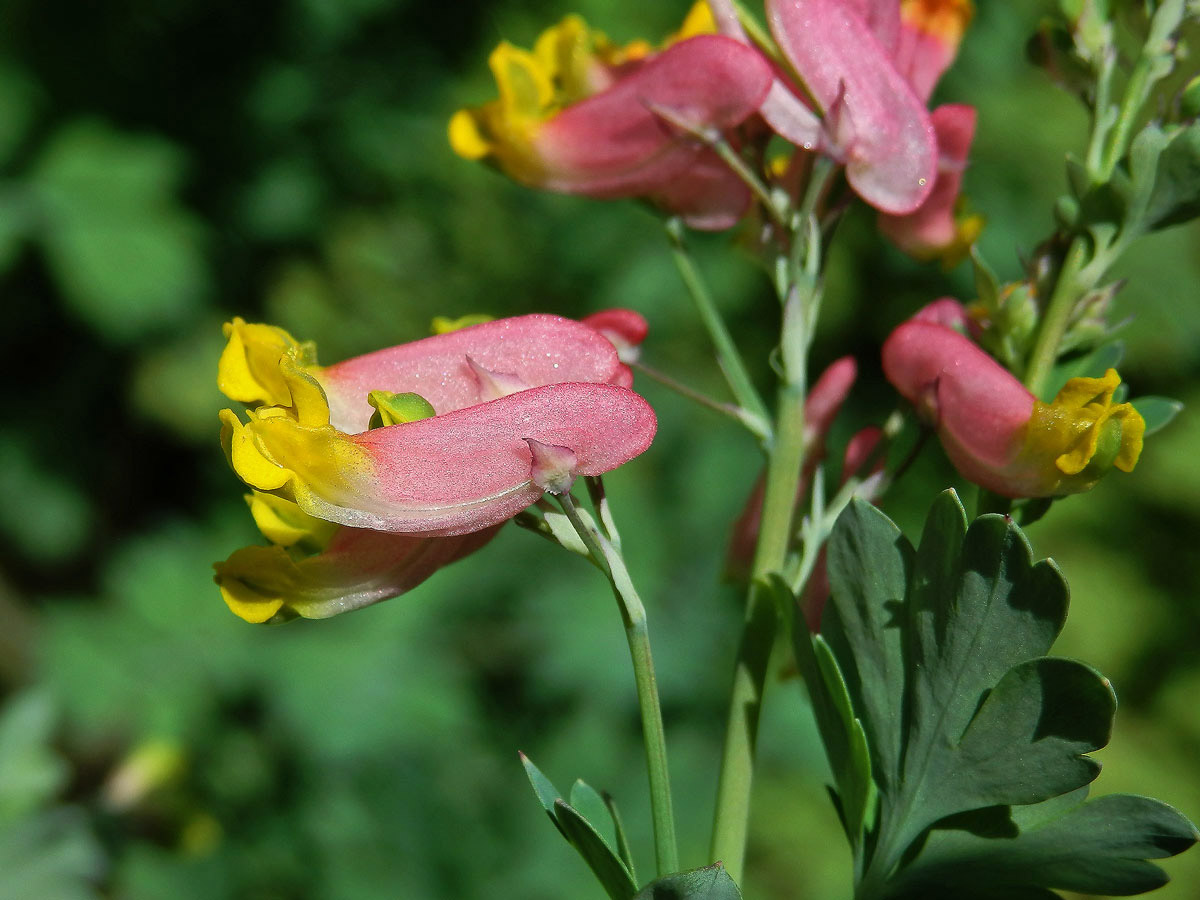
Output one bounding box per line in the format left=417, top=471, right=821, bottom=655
left=0, top=0, right=1197, bottom=897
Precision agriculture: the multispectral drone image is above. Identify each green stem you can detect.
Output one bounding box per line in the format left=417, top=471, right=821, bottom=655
left=1022, top=236, right=1090, bottom=397
left=633, top=361, right=770, bottom=441
left=666, top=218, right=772, bottom=439
left=1097, top=54, right=1155, bottom=181
left=709, top=383, right=808, bottom=881
left=558, top=493, right=679, bottom=876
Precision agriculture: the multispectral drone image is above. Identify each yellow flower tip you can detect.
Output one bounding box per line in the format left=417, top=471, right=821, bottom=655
left=246, top=491, right=337, bottom=550
left=1024, top=368, right=1146, bottom=493
left=221, top=409, right=293, bottom=492
left=936, top=212, right=985, bottom=269
left=901, top=0, right=974, bottom=44
left=767, top=153, right=792, bottom=179
left=278, top=353, right=333, bottom=427
left=430, top=313, right=495, bottom=334
left=668, top=1, right=719, bottom=44
left=218, top=318, right=321, bottom=409
left=490, top=41, right=556, bottom=116
left=214, top=546, right=290, bottom=623
left=448, top=108, right=492, bottom=160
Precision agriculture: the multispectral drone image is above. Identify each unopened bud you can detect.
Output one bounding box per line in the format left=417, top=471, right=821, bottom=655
left=367, top=390, right=436, bottom=429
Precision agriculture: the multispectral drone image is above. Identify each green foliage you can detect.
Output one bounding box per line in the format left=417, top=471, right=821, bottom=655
left=632, top=863, right=742, bottom=899
left=1131, top=395, right=1184, bottom=433
left=794, top=492, right=1197, bottom=897
left=0, top=692, right=104, bottom=900
left=521, top=753, right=638, bottom=900
left=29, top=121, right=208, bottom=342
left=888, top=789, right=1199, bottom=898
left=1126, top=122, right=1200, bottom=236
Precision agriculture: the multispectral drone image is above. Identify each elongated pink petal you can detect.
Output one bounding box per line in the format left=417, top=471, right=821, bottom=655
left=261, top=383, right=656, bottom=537
left=215, top=526, right=498, bottom=622
left=883, top=321, right=1032, bottom=480
left=847, top=0, right=901, bottom=54
left=767, top=0, right=937, bottom=213
left=531, top=35, right=772, bottom=196
left=877, top=104, right=976, bottom=259
left=322, top=314, right=624, bottom=432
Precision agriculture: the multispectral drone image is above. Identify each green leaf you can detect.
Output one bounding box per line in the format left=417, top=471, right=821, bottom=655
left=570, top=779, right=618, bottom=856
left=0, top=691, right=68, bottom=824
left=632, top=863, right=742, bottom=900
left=822, top=494, right=1128, bottom=892
left=1131, top=395, right=1183, bottom=435
left=1125, top=121, right=1200, bottom=237
left=888, top=789, right=1198, bottom=898
left=894, top=510, right=1100, bottom=851
left=553, top=800, right=637, bottom=900
left=29, top=120, right=208, bottom=343
left=519, top=752, right=568, bottom=841
left=944, top=657, right=1112, bottom=812
left=603, top=791, right=638, bottom=884
left=824, top=499, right=913, bottom=795
left=788, top=576, right=874, bottom=846
left=518, top=755, right=636, bottom=900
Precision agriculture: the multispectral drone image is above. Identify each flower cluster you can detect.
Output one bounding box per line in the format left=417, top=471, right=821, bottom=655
left=451, top=0, right=978, bottom=259
left=215, top=314, right=657, bottom=622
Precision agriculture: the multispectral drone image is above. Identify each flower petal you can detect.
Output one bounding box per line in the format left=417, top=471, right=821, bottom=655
left=531, top=34, right=773, bottom=195
left=767, top=0, right=937, bottom=213
left=894, top=0, right=974, bottom=104
left=225, top=382, right=656, bottom=536
left=877, top=104, right=978, bottom=261
left=319, top=314, right=626, bottom=431
left=215, top=526, right=498, bottom=622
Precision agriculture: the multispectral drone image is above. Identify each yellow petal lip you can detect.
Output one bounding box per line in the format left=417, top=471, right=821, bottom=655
left=448, top=109, right=491, bottom=160
left=246, top=491, right=337, bottom=550
left=1021, top=368, right=1146, bottom=493
left=214, top=545, right=291, bottom=623
left=218, top=317, right=320, bottom=408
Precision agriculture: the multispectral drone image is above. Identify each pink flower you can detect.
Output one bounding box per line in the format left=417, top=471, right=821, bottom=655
left=449, top=12, right=773, bottom=229
left=883, top=319, right=1145, bottom=497
left=710, top=0, right=975, bottom=216
left=216, top=314, right=657, bottom=621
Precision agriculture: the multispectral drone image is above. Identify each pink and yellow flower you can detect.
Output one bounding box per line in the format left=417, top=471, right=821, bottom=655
left=448, top=9, right=773, bottom=229
left=883, top=319, right=1145, bottom=497
left=216, top=314, right=657, bottom=622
